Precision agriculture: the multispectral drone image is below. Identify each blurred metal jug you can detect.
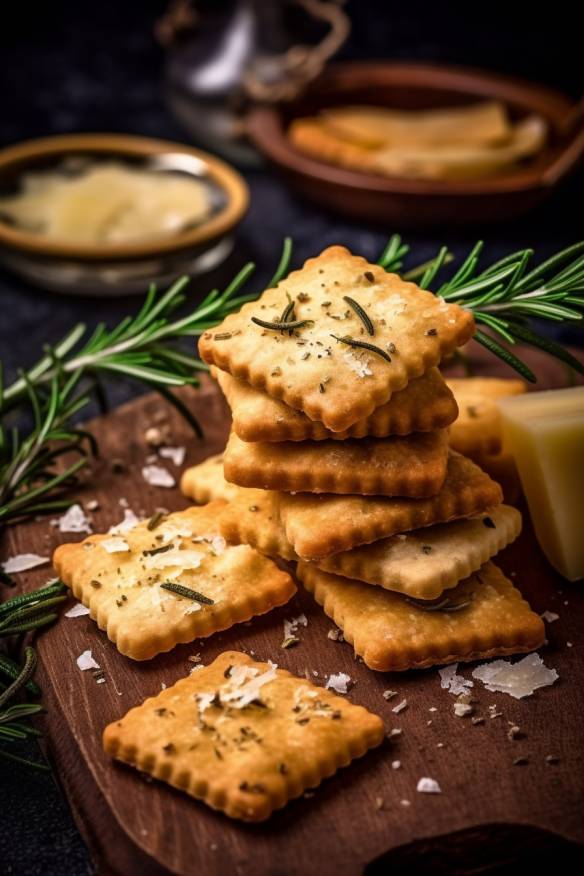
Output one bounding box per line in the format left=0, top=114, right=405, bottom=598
left=158, top=0, right=349, bottom=164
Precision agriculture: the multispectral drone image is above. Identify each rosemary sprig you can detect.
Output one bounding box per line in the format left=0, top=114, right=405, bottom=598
left=343, top=296, right=375, bottom=336
left=330, top=334, right=393, bottom=363
left=382, top=238, right=584, bottom=381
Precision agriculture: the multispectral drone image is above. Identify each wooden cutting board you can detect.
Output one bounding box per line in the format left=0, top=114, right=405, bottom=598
left=4, top=347, right=584, bottom=876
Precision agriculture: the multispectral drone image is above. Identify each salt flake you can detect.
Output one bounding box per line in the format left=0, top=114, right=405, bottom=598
left=76, top=650, right=100, bottom=671
left=472, top=653, right=558, bottom=699
left=283, top=613, right=308, bottom=640
left=417, top=777, right=441, bottom=794
left=1, top=554, right=49, bottom=574
left=439, top=663, right=473, bottom=696
left=159, top=446, right=186, bottom=467
left=142, top=465, right=175, bottom=488
left=326, top=672, right=351, bottom=694
left=65, top=603, right=91, bottom=618
left=343, top=350, right=372, bottom=378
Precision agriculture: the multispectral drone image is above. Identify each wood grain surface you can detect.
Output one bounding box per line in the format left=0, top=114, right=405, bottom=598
left=3, top=344, right=584, bottom=876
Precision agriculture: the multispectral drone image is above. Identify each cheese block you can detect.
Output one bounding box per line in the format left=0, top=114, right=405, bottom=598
left=498, top=387, right=584, bottom=581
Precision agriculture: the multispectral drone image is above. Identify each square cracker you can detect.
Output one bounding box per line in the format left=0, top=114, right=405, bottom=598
left=298, top=561, right=545, bottom=672
left=318, top=504, right=521, bottom=600
left=279, top=452, right=503, bottom=560
left=102, top=650, right=384, bottom=821
left=223, top=429, right=449, bottom=497
left=213, top=365, right=458, bottom=442
left=180, top=453, right=239, bottom=504
left=53, top=503, right=295, bottom=660
left=219, top=487, right=297, bottom=562
left=199, top=246, right=475, bottom=432
left=447, top=377, right=527, bottom=457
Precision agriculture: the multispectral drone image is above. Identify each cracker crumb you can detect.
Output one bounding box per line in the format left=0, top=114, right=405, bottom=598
left=327, top=628, right=343, bottom=642
left=453, top=702, right=473, bottom=718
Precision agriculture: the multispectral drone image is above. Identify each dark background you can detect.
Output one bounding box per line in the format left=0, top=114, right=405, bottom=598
left=0, top=2, right=582, bottom=873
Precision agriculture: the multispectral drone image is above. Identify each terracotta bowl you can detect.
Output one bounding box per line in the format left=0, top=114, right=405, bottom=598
left=0, top=133, right=249, bottom=295
left=247, top=62, right=584, bottom=228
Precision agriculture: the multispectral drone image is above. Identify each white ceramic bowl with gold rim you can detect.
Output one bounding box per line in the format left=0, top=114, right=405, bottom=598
left=0, top=133, right=249, bottom=295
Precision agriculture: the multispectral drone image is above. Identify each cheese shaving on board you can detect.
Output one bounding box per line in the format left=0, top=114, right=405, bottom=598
left=472, top=653, right=558, bottom=699
left=54, top=503, right=92, bottom=534
left=142, top=465, right=176, bottom=488
left=417, top=777, right=442, bottom=794
left=326, top=672, right=351, bottom=694
left=65, top=603, right=91, bottom=618
left=438, top=663, right=474, bottom=696
left=76, top=650, right=100, bottom=671
left=1, top=554, right=49, bottom=573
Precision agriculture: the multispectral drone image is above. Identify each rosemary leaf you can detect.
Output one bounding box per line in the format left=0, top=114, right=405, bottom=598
left=343, top=296, right=375, bottom=336
left=160, top=582, right=214, bottom=605
left=330, top=334, right=392, bottom=363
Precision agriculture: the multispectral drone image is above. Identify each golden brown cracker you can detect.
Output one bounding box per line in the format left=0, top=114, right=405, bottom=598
left=223, top=429, right=449, bottom=497
left=53, top=503, right=295, bottom=660
left=219, top=487, right=296, bottom=561
left=214, top=365, right=458, bottom=442
left=317, top=504, right=521, bottom=600
left=447, top=377, right=527, bottom=456
left=180, top=453, right=239, bottom=504
left=103, top=650, right=384, bottom=821
left=199, top=246, right=475, bottom=432
left=298, top=561, right=545, bottom=672
left=279, top=452, right=503, bottom=559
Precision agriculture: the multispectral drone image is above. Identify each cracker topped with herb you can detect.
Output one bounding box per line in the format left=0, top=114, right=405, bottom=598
left=298, top=561, right=545, bottom=672
left=213, top=366, right=458, bottom=442
left=199, top=246, right=474, bottom=432
left=278, top=452, right=503, bottom=560
left=102, top=650, right=384, bottom=821
left=53, top=503, right=295, bottom=660
left=223, top=428, right=449, bottom=497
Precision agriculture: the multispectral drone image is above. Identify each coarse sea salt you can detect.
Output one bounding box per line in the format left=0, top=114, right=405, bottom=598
left=343, top=350, right=372, bottom=378
left=326, top=672, right=351, bottom=694
left=1, top=554, right=49, bottom=574
left=541, top=611, right=559, bottom=624
left=76, top=650, right=100, bottom=671
left=472, top=653, right=558, bottom=699
left=417, top=777, right=441, bottom=794
left=54, top=503, right=92, bottom=534
left=65, top=603, right=91, bottom=618
left=142, top=465, right=176, bottom=488
left=159, top=446, right=186, bottom=467
left=438, top=663, right=473, bottom=696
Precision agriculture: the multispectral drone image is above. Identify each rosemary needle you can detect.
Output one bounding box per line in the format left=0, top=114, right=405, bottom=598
left=251, top=316, right=314, bottom=332
left=330, top=334, right=392, bottom=363
left=343, top=296, right=375, bottom=336
left=160, top=582, right=214, bottom=604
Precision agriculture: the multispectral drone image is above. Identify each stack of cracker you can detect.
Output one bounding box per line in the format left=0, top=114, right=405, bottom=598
left=185, top=245, right=544, bottom=672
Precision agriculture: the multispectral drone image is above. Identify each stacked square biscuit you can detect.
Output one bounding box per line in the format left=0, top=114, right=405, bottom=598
left=187, top=245, right=544, bottom=672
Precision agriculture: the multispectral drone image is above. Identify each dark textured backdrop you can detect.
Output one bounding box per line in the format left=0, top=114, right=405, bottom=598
left=0, top=2, right=582, bottom=873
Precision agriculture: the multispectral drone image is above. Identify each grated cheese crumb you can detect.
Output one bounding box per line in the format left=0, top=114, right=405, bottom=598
left=326, top=672, right=351, bottom=694
left=417, top=777, right=441, bottom=794
left=142, top=465, right=176, bottom=488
